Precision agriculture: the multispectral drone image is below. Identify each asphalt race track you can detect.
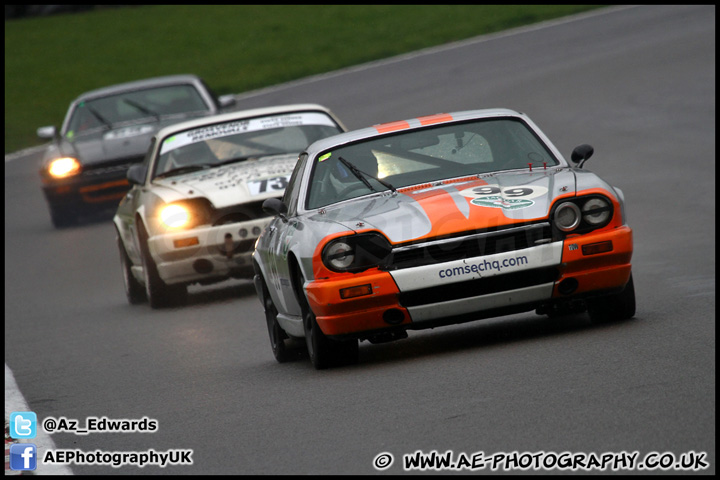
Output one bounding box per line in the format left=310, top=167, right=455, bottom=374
left=5, top=5, right=714, bottom=475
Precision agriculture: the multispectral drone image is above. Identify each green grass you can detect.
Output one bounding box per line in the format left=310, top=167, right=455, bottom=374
left=5, top=5, right=605, bottom=154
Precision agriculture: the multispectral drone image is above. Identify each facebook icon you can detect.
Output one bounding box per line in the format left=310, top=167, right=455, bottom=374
left=10, top=444, right=37, bottom=471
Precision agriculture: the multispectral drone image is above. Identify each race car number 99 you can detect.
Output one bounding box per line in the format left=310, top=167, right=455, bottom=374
left=248, top=176, right=290, bottom=196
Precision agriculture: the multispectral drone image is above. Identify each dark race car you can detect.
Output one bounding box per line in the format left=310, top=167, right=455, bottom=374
left=36, top=74, right=236, bottom=227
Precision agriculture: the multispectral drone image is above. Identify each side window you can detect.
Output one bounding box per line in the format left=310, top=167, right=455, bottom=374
left=283, top=153, right=308, bottom=216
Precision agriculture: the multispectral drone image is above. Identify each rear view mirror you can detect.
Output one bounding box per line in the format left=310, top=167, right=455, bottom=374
left=398, top=133, right=440, bottom=150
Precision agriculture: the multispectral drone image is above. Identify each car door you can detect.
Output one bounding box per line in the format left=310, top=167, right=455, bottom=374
left=262, top=153, right=310, bottom=317
left=116, top=138, right=157, bottom=267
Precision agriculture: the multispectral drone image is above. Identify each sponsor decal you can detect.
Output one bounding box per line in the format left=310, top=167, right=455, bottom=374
left=104, top=125, right=154, bottom=140
left=438, top=254, right=530, bottom=279
left=160, top=112, right=336, bottom=155
left=471, top=196, right=534, bottom=210
left=458, top=185, right=548, bottom=210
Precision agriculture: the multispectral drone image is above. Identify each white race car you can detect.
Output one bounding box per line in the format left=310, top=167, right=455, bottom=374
left=113, top=104, right=345, bottom=308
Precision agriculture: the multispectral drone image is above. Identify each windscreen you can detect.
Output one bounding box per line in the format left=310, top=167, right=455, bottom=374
left=306, top=117, right=559, bottom=209
left=65, top=84, right=210, bottom=137
left=153, top=111, right=343, bottom=179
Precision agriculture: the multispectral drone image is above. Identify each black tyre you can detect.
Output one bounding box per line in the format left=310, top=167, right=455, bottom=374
left=295, top=271, right=358, bottom=369
left=138, top=222, right=187, bottom=309
left=117, top=235, right=146, bottom=305
left=48, top=202, right=77, bottom=228
left=587, top=273, right=636, bottom=323
left=259, top=274, right=291, bottom=363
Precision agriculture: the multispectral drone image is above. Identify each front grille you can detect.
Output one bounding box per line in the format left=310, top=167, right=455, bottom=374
left=81, top=156, right=144, bottom=178
left=211, top=199, right=273, bottom=226
left=387, top=222, right=552, bottom=270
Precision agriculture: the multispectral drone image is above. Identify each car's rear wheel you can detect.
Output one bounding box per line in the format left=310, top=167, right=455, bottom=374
left=259, top=273, right=290, bottom=363
left=138, top=222, right=187, bottom=309
left=295, top=270, right=358, bottom=369
left=587, top=273, right=636, bottom=323
left=117, top=235, right=146, bottom=305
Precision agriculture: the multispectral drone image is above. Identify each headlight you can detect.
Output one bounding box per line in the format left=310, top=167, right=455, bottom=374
left=48, top=157, right=81, bottom=178
left=581, top=197, right=611, bottom=226
left=160, top=204, right=192, bottom=229
left=325, top=241, right=355, bottom=270
left=552, top=195, right=614, bottom=234
left=554, top=202, right=581, bottom=232
left=158, top=199, right=211, bottom=230
left=322, top=232, right=392, bottom=273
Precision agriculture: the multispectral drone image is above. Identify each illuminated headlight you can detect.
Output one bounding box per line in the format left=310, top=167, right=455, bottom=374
left=48, top=157, right=81, bottom=178
left=322, top=232, right=392, bottom=273
left=554, top=202, right=581, bottom=232
left=581, top=197, right=611, bottom=226
left=160, top=204, right=191, bottom=229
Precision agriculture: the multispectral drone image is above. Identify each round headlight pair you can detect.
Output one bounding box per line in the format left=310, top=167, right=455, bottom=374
left=553, top=196, right=612, bottom=233
left=322, top=233, right=392, bottom=272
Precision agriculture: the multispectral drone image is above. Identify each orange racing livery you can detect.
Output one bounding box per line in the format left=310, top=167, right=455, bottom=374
left=254, top=108, right=635, bottom=369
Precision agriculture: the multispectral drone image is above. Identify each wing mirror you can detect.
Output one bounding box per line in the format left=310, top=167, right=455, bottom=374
left=218, top=94, right=236, bottom=109
left=127, top=164, right=147, bottom=186
left=262, top=197, right=288, bottom=222
left=37, top=126, right=58, bottom=140
left=570, top=144, right=594, bottom=169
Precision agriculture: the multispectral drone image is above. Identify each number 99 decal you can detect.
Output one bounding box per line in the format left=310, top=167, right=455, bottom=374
left=458, top=185, right=548, bottom=210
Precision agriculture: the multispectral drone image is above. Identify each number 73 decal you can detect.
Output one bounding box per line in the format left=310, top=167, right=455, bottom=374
left=247, top=175, right=291, bottom=196
left=458, top=185, right=549, bottom=210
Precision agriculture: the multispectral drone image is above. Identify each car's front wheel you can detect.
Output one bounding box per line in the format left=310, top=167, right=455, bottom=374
left=295, top=271, right=358, bottom=369
left=48, top=202, right=77, bottom=228
left=137, top=222, right=187, bottom=309
left=259, top=273, right=291, bottom=363
left=587, top=273, right=636, bottom=323
left=117, top=235, right=146, bottom=305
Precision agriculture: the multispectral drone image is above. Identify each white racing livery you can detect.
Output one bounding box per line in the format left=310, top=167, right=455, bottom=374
left=114, top=104, right=345, bottom=308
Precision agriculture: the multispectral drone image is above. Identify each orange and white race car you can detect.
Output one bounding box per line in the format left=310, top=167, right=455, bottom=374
left=253, top=109, right=635, bottom=369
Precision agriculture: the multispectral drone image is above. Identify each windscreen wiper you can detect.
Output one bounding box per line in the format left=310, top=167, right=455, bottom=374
left=122, top=99, right=160, bottom=120
left=210, top=156, right=255, bottom=168
left=86, top=106, right=112, bottom=130
left=338, top=156, right=396, bottom=194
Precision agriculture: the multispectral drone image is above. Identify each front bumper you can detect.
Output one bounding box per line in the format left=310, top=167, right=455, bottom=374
left=40, top=163, right=136, bottom=208
left=149, top=217, right=272, bottom=285
left=306, top=226, right=632, bottom=338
